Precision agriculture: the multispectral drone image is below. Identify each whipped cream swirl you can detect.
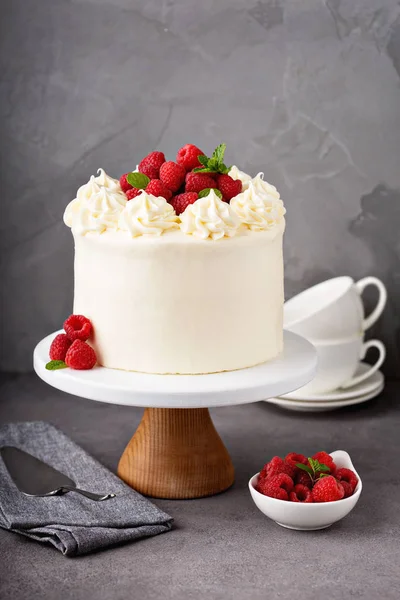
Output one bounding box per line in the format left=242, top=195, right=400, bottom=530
left=118, top=191, right=178, bottom=237
left=93, top=168, right=121, bottom=191
left=180, top=190, right=241, bottom=240
left=64, top=171, right=127, bottom=234
left=251, top=172, right=281, bottom=200
left=228, top=165, right=252, bottom=190
left=230, top=175, right=285, bottom=232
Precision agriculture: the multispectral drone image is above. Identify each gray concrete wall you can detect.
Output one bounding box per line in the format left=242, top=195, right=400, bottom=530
left=1, top=0, right=399, bottom=375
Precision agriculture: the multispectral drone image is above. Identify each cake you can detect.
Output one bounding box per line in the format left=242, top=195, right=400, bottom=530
left=63, top=144, right=286, bottom=374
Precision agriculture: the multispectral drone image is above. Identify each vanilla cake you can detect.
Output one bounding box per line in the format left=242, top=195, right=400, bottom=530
left=64, top=145, right=286, bottom=374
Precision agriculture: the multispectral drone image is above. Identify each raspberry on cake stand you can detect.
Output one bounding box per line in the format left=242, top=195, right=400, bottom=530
left=34, top=331, right=316, bottom=500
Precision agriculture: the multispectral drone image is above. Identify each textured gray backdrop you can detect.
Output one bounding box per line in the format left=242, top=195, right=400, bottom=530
left=1, top=0, right=399, bottom=375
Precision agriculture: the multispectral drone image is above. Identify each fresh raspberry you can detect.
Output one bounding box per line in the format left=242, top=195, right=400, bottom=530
left=285, top=452, right=308, bottom=471
left=65, top=340, right=97, bottom=370
left=145, top=179, right=172, bottom=201
left=119, top=173, right=133, bottom=193
left=206, top=172, right=219, bottom=180
left=312, top=451, right=337, bottom=475
left=335, top=468, right=358, bottom=493
left=176, top=144, right=205, bottom=171
left=125, top=188, right=142, bottom=201
left=259, top=456, right=295, bottom=480
left=312, top=476, right=344, bottom=502
left=338, top=481, right=354, bottom=498
left=49, top=334, right=72, bottom=361
left=185, top=172, right=217, bottom=194
left=170, top=192, right=198, bottom=215
left=257, top=473, right=293, bottom=500
left=159, top=161, right=186, bottom=192
left=64, top=314, right=92, bottom=342
left=138, top=151, right=166, bottom=179
left=289, top=484, right=313, bottom=503
left=216, top=174, right=242, bottom=201
left=295, top=471, right=312, bottom=489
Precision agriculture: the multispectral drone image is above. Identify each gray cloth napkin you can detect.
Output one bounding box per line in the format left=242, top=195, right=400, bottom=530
left=0, top=421, right=173, bottom=556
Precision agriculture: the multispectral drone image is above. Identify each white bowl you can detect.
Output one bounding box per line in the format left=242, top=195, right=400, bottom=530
left=248, top=450, right=362, bottom=530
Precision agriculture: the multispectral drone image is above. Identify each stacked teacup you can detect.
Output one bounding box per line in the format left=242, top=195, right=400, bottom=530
left=281, top=276, right=387, bottom=407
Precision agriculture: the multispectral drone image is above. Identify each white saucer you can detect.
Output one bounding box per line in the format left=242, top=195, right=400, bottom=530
left=266, top=383, right=384, bottom=412
left=282, top=362, right=384, bottom=401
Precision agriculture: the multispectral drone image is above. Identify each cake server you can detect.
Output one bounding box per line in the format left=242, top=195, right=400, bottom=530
left=0, top=446, right=116, bottom=501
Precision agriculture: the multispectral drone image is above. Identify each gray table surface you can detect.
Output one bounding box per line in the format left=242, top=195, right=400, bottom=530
left=0, top=373, right=399, bottom=600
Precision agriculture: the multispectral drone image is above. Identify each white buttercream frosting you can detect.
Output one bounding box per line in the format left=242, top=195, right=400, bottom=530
left=251, top=172, right=281, bottom=200
left=73, top=226, right=284, bottom=374
left=180, top=190, right=241, bottom=240
left=228, top=165, right=252, bottom=190
left=76, top=176, right=101, bottom=203
left=230, top=176, right=285, bottom=232
left=64, top=172, right=127, bottom=234
left=118, top=191, right=178, bottom=237
left=94, top=168, right=121, bottom=191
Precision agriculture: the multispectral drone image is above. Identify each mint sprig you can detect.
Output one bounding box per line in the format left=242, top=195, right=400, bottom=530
left=193, top=143, right=231, bottom=175
left=198, top=188, right=223, bottom=199
left=296, top=458, right=330, bottom=484
left=126, top=172, right=150, bottom=189
left=213, top=143, right=226, bottom=164
left=46, top=360, right=68, bottom=371
left=198, top=155, right=209, bottom=167
left=309, top=458, right=330, bottom=474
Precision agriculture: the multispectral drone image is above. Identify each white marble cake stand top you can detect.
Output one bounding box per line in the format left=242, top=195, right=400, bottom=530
left=34, top=330, right=317, bottom=409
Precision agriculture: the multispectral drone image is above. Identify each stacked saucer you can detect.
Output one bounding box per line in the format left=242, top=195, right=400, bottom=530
left=267, top=276, right=387, bottom=412
left=268, top=362, right=384, bottom=412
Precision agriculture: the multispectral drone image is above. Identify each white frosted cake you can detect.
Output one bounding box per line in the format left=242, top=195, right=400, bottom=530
left=64, top=144, right=286, bottom=374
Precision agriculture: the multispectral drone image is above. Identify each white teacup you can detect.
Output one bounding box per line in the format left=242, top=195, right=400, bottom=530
left=289, top=336, right=386, bottom=397
left=284, top=276, right=387, bottom=340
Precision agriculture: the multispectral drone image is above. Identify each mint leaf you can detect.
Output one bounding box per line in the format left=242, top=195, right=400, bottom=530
left=192, top=144, right=229, bottom=174
left=126, top=172, right=150, bottom=189
left=198, top=188, right=223, bottom=199
left=213, top=143, right=226, bottom=165
left=197, top=155, right=209, bottom=166
left=309, top=458, right=330, bottom=474
left=207, top=158, right=220, bottom=171
left=296, top=463, right=313, bottom=476
left=219, top=163, right=230, bottom=175
left=46, top=360, right=67, bottom=371
left=308, top=458, right=318, bottom=474
left=192, top=167, right=217, bottom=173
left=318, top=464, right=330, bottom=472
left=298, top=459, right=330, bottom=484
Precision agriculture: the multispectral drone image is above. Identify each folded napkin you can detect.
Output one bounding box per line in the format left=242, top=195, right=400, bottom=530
left=0, top=421, right=173, bottom=556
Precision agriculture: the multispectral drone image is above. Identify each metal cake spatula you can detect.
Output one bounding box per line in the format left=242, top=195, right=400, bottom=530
left=0, top=446, right=116, bottom=501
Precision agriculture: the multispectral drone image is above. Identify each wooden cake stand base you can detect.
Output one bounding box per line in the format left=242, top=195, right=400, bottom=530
left=34, top=330, right=316, bottom=500
left=118, top=408, right=234, bottom=498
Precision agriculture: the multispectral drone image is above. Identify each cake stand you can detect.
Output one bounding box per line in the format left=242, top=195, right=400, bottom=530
left=34, top=331, right=316, bottom=500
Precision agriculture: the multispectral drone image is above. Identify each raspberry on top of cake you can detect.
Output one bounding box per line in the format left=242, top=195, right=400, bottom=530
left=64, top=143, right=285, bottom=240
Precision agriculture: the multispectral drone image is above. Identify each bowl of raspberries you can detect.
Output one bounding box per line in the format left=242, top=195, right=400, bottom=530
left=248, top=450, right=362, bottom=530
